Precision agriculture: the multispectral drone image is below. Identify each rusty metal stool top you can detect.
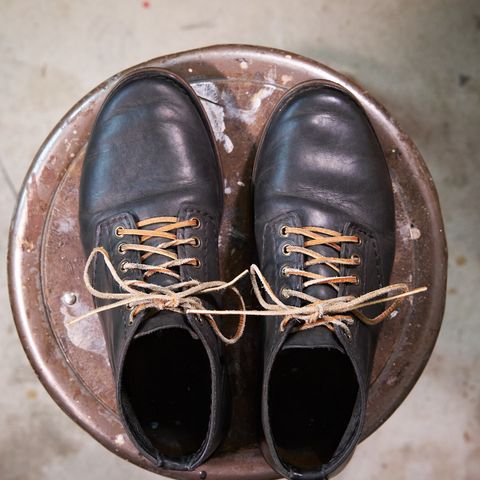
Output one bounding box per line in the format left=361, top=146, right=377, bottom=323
left=8, top=45, right=447, bottom=480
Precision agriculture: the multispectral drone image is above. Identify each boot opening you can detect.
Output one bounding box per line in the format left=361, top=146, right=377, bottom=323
left=122, top=328, right=212, bottom=460
left=269, top=348, right=358, bottom=470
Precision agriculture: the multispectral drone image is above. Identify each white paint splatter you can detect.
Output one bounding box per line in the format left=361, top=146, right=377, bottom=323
left=237, top=180, right=245, bottom=187
left=62, top=301, right=106, bottom=355
left=56, top=217, right=75, bottom=233
left=114, top=434, right=125, bottom=446
left=285, top=54, right=292, bottom=60
left=224, top=178, right=232, bottom=194
left=410, top=226, right=421, bottom=240
left=229, top=86, right=276, bottom=125
left=239, top=60, right=249, bottom=70
left=64, top=138, right=72, bottom=152
left=188, top=68, right=193, bottom=73
left=281, top=74, right=293, bottom=85
left=192, top=83, right=234, bottom=153
left=265, top=65, right=277, bottom=83
left=251, top=87, right=274, bottom=110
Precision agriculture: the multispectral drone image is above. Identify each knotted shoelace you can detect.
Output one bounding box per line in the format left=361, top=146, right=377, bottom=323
left=69, top=217, right=247, bottom=345
left=71, top=220, right=426, bottom=341
left=190, top=226, right=426, bottom=338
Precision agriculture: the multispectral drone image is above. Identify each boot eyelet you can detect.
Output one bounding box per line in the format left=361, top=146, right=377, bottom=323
left=353, top=275, right=360, bottom=285
left=192, top=258, right=202, bottom=268
left=126, top=303, right=134, bottom=311
left=352, top=254, right=361, bottom=265
left=117, top=243, right=127, bottom=254
left=282, top=244, right=292, bottom=256
left=281, top=288, right=288, bottom=298
left=120, top=260, right=128, bottom=272
left=128, top=318, right=134, bottom=326
left=115, top=226, right=124, bottom=238
left=191, top=237, right=201, bottom=247
left=191, top=217, right=201, bottom=229
left=281, top=266, right=289, bottom=277
left=355, top=236, right=362, bottom=246
left=280, top=225, right=289, bottom=237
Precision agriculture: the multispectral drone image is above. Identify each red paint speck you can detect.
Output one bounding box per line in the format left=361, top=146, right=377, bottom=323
left=142, top=1, right=150, bottom=8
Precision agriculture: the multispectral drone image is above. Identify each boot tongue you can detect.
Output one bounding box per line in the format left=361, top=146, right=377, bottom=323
left=283, top=324, right=345, bottom=353
left=133, top=310, right=195, bottom=339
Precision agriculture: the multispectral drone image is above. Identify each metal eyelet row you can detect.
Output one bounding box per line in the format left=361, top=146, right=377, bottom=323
left=189, top=218, right=201, bottom=267
left=351, top=238, right=362, bottom=285
left=281, top=226, right=292, bottom=295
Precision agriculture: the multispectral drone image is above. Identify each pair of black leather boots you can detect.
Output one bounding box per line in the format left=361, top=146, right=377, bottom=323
left=78, top=68, right=398, bottom=479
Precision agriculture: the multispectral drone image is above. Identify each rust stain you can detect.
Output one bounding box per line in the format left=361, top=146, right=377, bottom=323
left=25, top=388, right=37, bottom=400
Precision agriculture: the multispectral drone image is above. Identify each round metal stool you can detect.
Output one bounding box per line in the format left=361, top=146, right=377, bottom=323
left=8, top=45, right=447, bottom=480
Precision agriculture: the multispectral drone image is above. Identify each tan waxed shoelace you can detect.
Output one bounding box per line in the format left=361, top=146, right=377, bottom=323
left=68, top=217, right=248, bottom=345
left=71, top=220, right=426, bottom=341
left=188, top=226, right=427, bottom=338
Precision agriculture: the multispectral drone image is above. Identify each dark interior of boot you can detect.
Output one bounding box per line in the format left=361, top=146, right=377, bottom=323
left=269, top=348, right=358, bottom=470
left=122, top=329, right=211, bottom=460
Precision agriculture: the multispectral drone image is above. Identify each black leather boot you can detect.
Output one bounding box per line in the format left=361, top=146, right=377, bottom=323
left=79, top=68, right=227, bottom=470
left=253, top=80, right=396, bottom=479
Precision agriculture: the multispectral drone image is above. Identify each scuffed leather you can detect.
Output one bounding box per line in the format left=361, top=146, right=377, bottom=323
left=254, top=80, right=395, bottom=479
left=79, top=68, right=226, bottom=470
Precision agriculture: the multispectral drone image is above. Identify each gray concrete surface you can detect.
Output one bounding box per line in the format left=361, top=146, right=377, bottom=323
left=1, top=0, right=479, bottom=479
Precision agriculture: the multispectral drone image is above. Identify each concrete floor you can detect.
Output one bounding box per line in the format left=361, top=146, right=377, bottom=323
left=1, top=0, right=479, bottom=479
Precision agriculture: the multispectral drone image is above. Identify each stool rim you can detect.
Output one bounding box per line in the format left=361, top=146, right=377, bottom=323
left=8, top=44, right=447, bottom=480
